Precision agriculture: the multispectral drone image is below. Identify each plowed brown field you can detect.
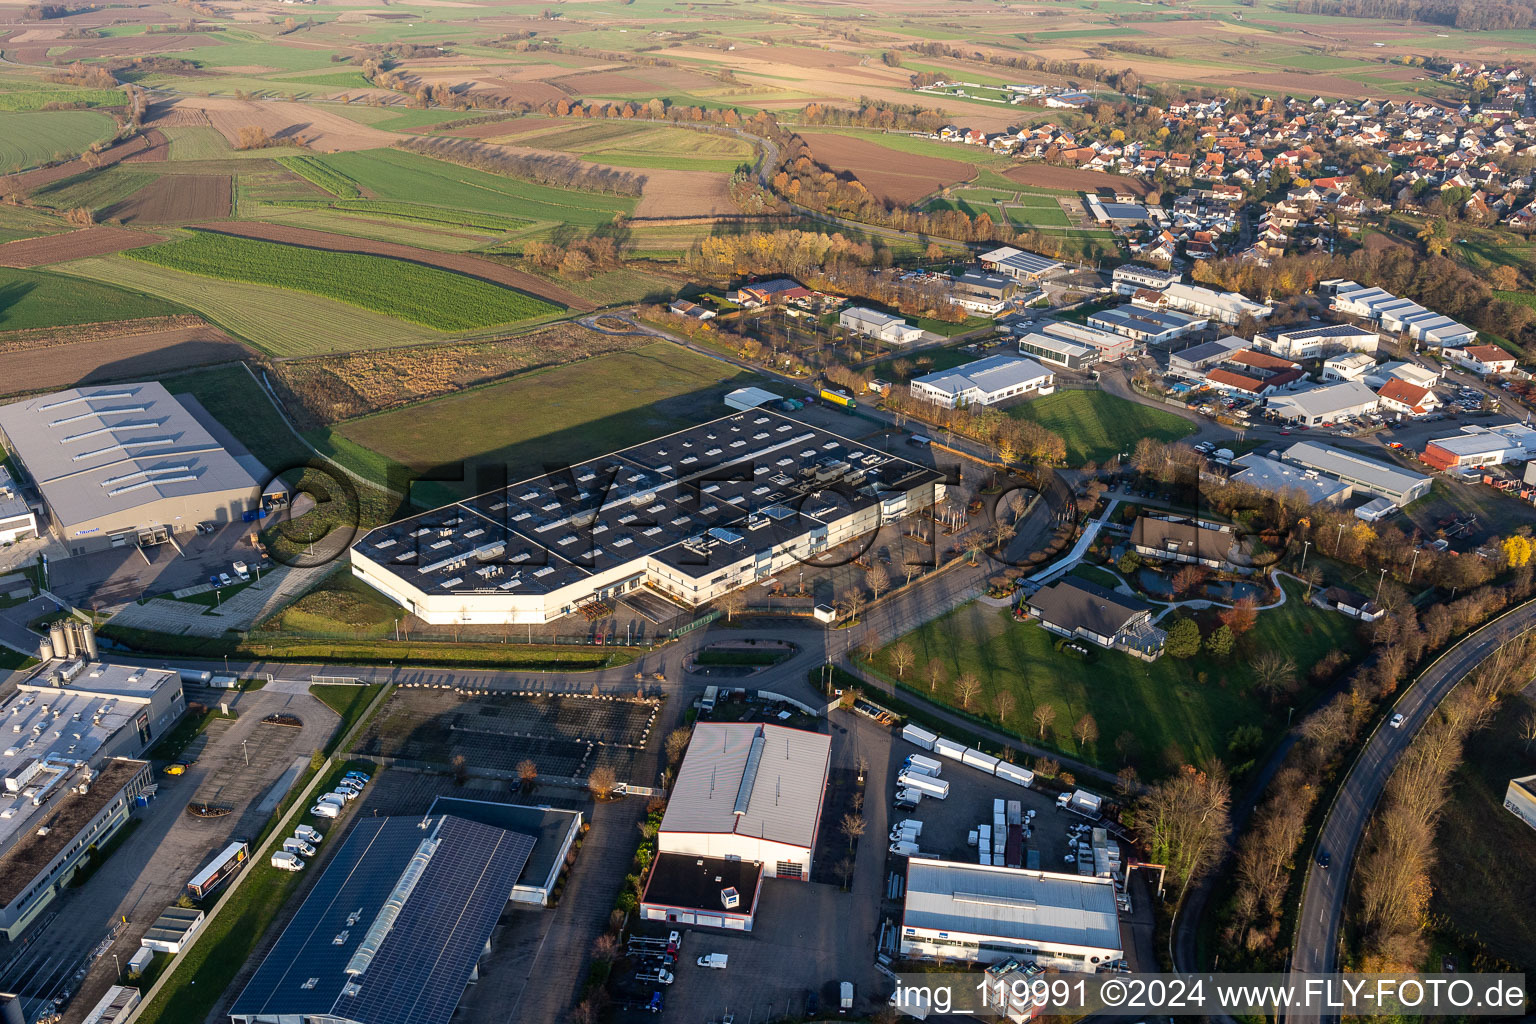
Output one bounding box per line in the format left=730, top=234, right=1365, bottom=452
left=0, top=317, right=249, bottom=396
left=0, top=226, right=163, bottom=267
left=193, top=221, right=595, bottom=311
left=106, top=174, right=231, bottom=224
left=798, top=133, right=975, bottom=205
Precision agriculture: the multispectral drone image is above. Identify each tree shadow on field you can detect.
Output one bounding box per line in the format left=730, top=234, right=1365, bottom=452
left=0, top=280, right=37, bottom=327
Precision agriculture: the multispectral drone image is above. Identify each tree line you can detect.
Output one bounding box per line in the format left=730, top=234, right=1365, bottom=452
left=798, top=99, right=951, bottom=134
left=905, top=41, right=1144, bottom=97
left=397, top=136, right=645, bottom=197
left=1291, top=0, right=1534, bottom=30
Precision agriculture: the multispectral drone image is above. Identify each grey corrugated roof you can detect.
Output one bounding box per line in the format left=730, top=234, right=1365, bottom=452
left=0, top=383, right=259, bottom=529
left=1027, top=578, right=1150, bottom=638
left=660, top=723, right=830, bottom=849
left=903, top=860, right=1121, bottom=951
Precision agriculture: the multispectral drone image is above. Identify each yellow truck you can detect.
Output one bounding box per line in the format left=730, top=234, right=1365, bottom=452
left=818, top=388, right=856, bottom=410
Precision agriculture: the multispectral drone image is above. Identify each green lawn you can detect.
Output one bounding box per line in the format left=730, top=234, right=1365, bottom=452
left=0, top=110, right=118, bottom=172
left=310, top=684, right=386, bottom=755
left=1009, top=390, right=1196, bottom=464
left=0, top=85, right=123, bottom=113
left=0, top=265, right=183, bottom=331
left=869, top=581, right=1361, bottom=773
left=265, top=572, right=401, bottom=640
left=123, top=231, right=558, bottom=331
left=334, top=342, right=761, bottom=498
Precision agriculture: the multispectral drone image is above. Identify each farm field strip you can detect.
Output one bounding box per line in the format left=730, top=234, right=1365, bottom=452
left=275, top=155, right=363, bottom=198
left=0, top=324, right=250, bottom=397
left=0, top=110, right=119, bottom=173
left=122, top=231, right=559, bottom=331
left=0, top=226, right=163, bottom=267
left=53, top=256, right=446, bottom=357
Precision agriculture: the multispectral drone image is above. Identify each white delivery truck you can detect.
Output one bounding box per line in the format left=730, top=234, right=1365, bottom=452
left=890, top=825, right=920, bottom=843
left=897, top=772, right=949, bottom=799
left=905, top=754, right=943, bottom=776
left=894, top=788, right=923, bottom=808
left=270, top=851, right=304, bottom=871
left=696, top=953, right=728, bottom=970
left=893, top=819, right=923, bottom=836
left=841, top=981, right=855, bottom=1013
left=1068, top=789, right=1104, bottom=818
left=889, top=840, right=920, bottom=857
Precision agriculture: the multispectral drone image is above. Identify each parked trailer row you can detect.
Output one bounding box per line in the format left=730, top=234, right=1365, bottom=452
left=897, top=771, right=949, bottom=799
left=902, top=723, right=1035, bottom=789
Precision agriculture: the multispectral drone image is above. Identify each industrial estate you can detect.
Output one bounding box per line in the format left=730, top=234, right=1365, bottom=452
left=0, top=0, right=1534, bottom=1021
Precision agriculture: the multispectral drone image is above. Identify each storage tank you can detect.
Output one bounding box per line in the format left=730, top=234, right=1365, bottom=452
left=79, top=621, right=98, bottom=660
left=48, top=622, right=67, bottom=661
left=37, top=635, right=53, bottom=662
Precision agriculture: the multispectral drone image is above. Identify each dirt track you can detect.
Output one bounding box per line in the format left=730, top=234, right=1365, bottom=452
left=0, top=226, right=163, bottom=267
left=193, top=221, right=595, bottom=311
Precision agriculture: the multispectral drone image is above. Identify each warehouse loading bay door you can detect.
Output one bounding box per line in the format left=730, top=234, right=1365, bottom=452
left=134, top=526, right=183, bottom=564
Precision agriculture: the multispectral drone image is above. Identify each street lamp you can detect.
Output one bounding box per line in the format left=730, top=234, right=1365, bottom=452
left=113, top=954, right=120, bottom=978
left=242, top=740, right=249, bottom=767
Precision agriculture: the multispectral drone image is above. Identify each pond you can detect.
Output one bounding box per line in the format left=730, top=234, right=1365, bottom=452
left=1136, top=567, right=1263, bottom=604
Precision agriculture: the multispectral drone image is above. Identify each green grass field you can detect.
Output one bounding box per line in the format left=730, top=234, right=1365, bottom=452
left=1009, top=389, right=1196, bottom=464
left=0, top=110, right=118, bottom=173
left=31, top=166, right=158, bottom=212
left=57, top=255, right=446, bottom=356
left=265, top=198, right=527, bottom=234
left=0, top=265, right=183, bottom=331
left=869, top=579, right=1360, bottom=772
left=275, top=154, right=361, bottom=198
left=333, top=342, right=761, bottom=494
left=306, top=149, right=637, bottom=231
left=0, top=85, right=123, bottom=113
left=123, top=232, right=558, bottom=331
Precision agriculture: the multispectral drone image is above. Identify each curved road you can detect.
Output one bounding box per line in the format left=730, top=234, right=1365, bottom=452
left=1285, top=598, right=1536, bottom=1023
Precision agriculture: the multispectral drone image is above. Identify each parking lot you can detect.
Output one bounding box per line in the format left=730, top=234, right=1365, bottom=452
left=0, top=687, right=336, bottom=1024
left=45, top=516, right=267, bottom=612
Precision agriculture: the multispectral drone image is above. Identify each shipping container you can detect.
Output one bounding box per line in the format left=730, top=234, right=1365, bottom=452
left=962, top=747, right=1002, bottom=774
left=818, top=387, right=856, bottom=409
left=901, top=724, right=938, bottom=750
left=933, top=737, right=967, bottom=761
left=177, top=668, right=212, bottom=685
left=1068, top=789, right=1104, bottom=817
left=994, top=762, right=1036, bottom=788
left=1007, top=800, right=1023, bottom=826
left=993, top=798, right=1005, bottom=817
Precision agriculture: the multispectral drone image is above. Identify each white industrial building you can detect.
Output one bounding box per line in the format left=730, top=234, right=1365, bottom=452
left=1321, top=352, right=1377, bottom=383
left=1087, top=306, right=1205, bottom=345
left=1364, top=360, right=1440, bottom=391
left=1110, top=264, right=1178, bottom=295
left=1266, top=381, right=1380, bottom=425
left=1150, top=282, right=1271, bottom=325
left=1168, top=336, right=1247, bottom=379
left=1280, top=441, right=1432, bottom=505
left=1229, top=453, right=1352, bottom=505
left=349, top=411, right=945, bottom=625
left=908, top=355, right=1055, bottom=409
left=0, top=465, right=37, bottom=546
left=1326, top=280, right=1477, bottom=347
left=1258, top=324, right=1379, bottom=361
left=1027, top=320, right=1135, bottom=362
left=978, top=246, right=1063, bottom=283
left=723, top=387, right=782, bottom=412
left=900, top=859, right=1123, bottom=971
left=0, top=657, right=181, bottom=938
left=1421, top=423, right=1536, bottom=471
left=1445, top=344, right=1518, bottom=377
left=658, top=722, right=831, bottom=881
left=0, top=383, right=276, bottom=556
left=1012, top=327, right=1098, bottom=371
left=839, top=307, right=924, bottom=346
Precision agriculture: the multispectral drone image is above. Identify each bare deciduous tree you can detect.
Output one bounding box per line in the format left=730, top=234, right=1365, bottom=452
left=1252, top=651, right=1298, bottom=702
left=1073, top=714, right=1099, bottom=748
left=718, top=589, right=747, bottom=622
left=1134, top=763, right=1232, bottom=901
left=839, top=812, right=866, bottom=851
left=954, top=672, right=981, bottom=710
left=1032, top=702, right=1057, bottom=739
left=890, top=642, right=915, bottom=679
left=665, top=727, right=693, bottom=766
left=994, top=691, right=1016, bottom=724
left=866, top=562, right=890, bottom=601
left=591, top=933, right=620, bottom=963
left=925, top=660, right=945, bottom=693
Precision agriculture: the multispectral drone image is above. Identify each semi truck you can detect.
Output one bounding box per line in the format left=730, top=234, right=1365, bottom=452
left=896, top=771, right=949, bottom=799
left=819, top=388, right=856, bottom=410
left=903, top=754, right=943, bottom=777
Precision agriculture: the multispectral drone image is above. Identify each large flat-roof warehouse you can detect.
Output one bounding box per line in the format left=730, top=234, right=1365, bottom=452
left=229, top=814, right=536, bottom=1024
left=350, top=410, right=945, bottom=624
left=0, top=383, right=266, bottom=555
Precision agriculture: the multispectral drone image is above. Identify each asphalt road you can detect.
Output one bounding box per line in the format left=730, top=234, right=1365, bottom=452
left=1284, top=598, right=1536, bottom=1024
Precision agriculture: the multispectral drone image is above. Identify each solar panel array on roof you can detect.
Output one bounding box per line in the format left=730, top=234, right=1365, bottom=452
left=229, top=815, right=535, bottom=1024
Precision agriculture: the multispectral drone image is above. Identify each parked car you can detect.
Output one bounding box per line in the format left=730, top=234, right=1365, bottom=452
left=329, top=787, right=359, bottom=802
left=344, top=771, right=371, bottom=784
left=1317, top=849, right=1331, bottom=869
left=218, top=573, right=233, bottom=588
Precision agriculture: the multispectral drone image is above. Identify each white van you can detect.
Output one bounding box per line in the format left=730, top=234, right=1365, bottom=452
left=271, top=851, right=304, bottom=871
left=329, top=787, right=359, bottom=802
left=311, top=802, right=341, bottom=819
left=282, top=838, right=316, bottom=858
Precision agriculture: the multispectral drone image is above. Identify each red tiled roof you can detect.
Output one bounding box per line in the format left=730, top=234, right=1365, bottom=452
left=1377, top=378, right=1433, bottom=410
left=1231, top=349, right=1300, bottom=371
left=1205, top=368, right=1266, bottom=393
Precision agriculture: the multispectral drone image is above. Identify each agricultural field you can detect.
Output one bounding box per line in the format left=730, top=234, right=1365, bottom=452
left=791, top=131, right=977, bottom=205
left=1009, top=390, right=1197, bottom=464
left=0, top=111, right=118, bottom=174
left=123, top=231, right=559, bottom=331
left=0, top=265, right=183, bottom=331
left=0, top=317, right=249, bottom=397
left=331, top=342, right=762, bottom=495
left=456, top=119, right=756, bottom=174
left=0, top=226, right=162, bottom=267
